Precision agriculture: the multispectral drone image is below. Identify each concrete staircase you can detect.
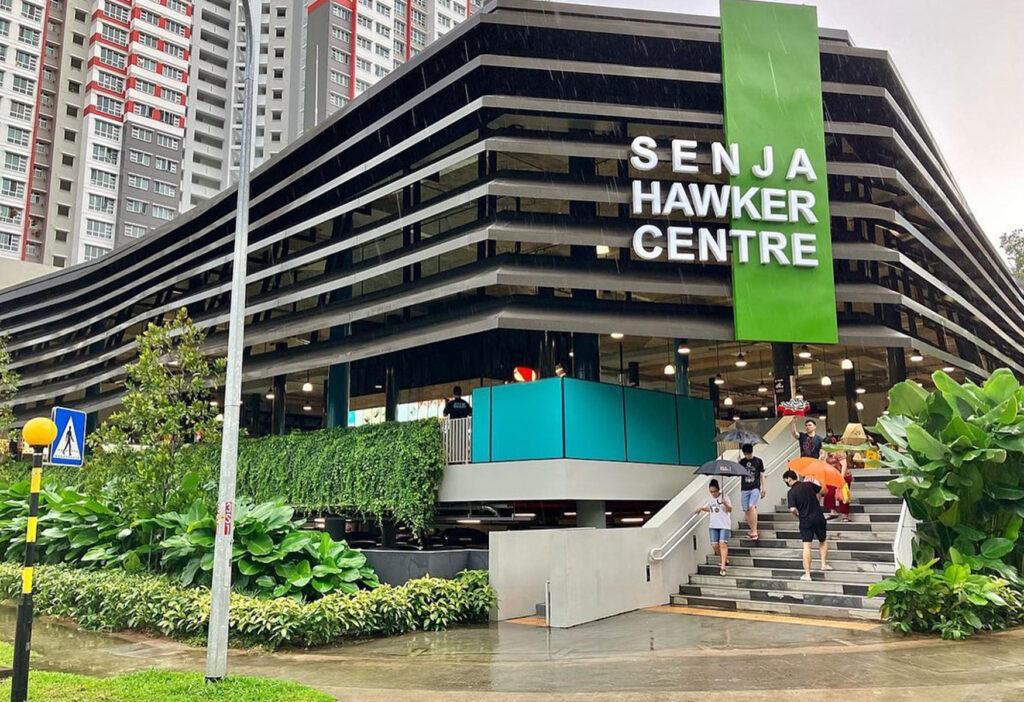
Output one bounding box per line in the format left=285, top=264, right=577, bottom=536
left=670, top=467, right=900, bottom=620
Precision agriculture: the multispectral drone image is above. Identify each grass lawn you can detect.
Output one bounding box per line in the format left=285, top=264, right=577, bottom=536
left=0, top=643, right=334, bottom=702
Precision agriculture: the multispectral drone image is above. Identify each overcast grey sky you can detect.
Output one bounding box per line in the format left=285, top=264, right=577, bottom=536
left=562, top=0, right=1023, bottom=248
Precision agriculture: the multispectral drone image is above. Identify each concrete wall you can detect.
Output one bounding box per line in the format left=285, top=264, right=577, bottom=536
left=488, top=418, right=800, bottom=627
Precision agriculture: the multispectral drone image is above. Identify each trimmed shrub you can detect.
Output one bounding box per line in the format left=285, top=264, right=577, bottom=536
left=0, top=563, right=494, bottom=648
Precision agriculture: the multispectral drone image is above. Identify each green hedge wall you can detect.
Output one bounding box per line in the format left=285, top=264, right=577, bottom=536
left=193, top=419, right=446, bottom=532
left=0, top=563, right=494, bottom=649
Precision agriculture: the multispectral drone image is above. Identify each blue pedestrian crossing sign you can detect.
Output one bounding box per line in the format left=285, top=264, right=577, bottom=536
left=48, top=407, right=86, bottom=467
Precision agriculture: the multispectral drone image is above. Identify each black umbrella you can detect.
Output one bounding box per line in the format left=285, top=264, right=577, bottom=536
left=714, top=428, right=767, bottom=445
left=696, top=459, right=753, bottom=477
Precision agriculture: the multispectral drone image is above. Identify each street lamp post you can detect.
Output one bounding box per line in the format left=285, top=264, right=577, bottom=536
left=205, top=0, right=256, bottom=683
left=10, top=417, right=57, bottom=702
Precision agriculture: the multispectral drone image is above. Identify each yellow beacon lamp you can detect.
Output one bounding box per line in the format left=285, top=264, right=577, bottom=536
left=11, top=416, right=58, bottom=702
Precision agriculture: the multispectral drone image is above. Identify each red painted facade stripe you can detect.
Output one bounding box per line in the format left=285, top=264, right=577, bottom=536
left=306, top=0, right=329, bottom=13
left=19, top=0, right=53, bottom=261
left=90, top=33, right=130, bottom=52
left=88, top=55, right=129, bottom=75
left=93, top=9, right=131, bottom=28
left=405, top=0, right=411, bottom=61
left=86, top=80, right=124, bottom=98
left=348, top=0, right=357, bottom=100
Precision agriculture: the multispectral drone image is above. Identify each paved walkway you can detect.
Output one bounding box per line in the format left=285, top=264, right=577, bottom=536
left=5, top=605, right=1024, bottom=701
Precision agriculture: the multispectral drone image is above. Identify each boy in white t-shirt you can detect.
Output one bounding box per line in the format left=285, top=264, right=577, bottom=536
left=694, top=479, right=733, bottom=575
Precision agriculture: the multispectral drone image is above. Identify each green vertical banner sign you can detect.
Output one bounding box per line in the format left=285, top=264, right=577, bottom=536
left=721, top=0, right=838, bottom=344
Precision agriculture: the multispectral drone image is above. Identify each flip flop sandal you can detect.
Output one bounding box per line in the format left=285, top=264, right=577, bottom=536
left=750, top=533, right=760, bottom=541
left=719, top=568, right=728, bottom=576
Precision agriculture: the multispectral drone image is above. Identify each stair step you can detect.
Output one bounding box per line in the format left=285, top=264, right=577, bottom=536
left=689, top=574, right=872, bottom=597
left=732, top=538, right=892, bottom=551
left=746, top=531, right=895, bottom=542
left=747, top=512, right=899, bottom=523
left=676, top=583, right=883, bottom=610
left=773, top=503, right=900, bottom=514
left=670, top=593, right=882, bottom=621
left=695, top=564, right=885, bottom=584
left=718, top=556, right=896, bottom=573
left=721, top=547, right=894, bottom=562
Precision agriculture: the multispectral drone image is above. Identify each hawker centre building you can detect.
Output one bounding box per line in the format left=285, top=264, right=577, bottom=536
left=2, top=0, right=1023, bottom=538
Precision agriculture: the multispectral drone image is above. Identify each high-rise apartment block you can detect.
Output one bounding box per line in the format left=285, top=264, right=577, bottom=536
left=0, top=0, right=473, bottom=270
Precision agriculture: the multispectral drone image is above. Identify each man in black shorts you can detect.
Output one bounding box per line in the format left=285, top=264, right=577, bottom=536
left=783, top=469, right=831, bottom=581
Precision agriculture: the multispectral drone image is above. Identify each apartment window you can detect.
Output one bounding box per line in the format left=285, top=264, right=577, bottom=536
left=87, top=193, right=115, bottom=214
left=437, top=14, right=451, bottom=29
left=129, top=149, right=151, bottom=166
left=83, top=244, right=109, bottom=261
left=125, top=198, right=147, bottom=214
left=166, top=0, right=188, bottom=14
left=394, top=40, right=405, bottom=55
left=29, top=189, right=41, bottom=203
left=99, top=46, right=127, bottom=69
left=154, top=156, right=177, bottom=173
left=438, top=0, right=450, bottom=8
left=395, top=0, right=406, bottom=12
left=374, top=64, right=389, bottom=77
left=66, top=105, right=78, bottom=118
left=94, top=120, right=121, bottom=140
left=64, top=128, right=76, bottom=142
left=0, top=204, right=20, bottom=223
left=9, top=102, right=32, bottom=122
left=151, top=204, right=175, bottom=220
left=51, top=254, right=65, bottom=267
left=161, top=64, right=184, bottom=81
left=136, top=56, right=157, bottom=72
left=375, top=22, right=390, bottom=37
left=331, top=4, right=350, bottom=21
left=329, top=92, right=345, bottom=108
left=331, top=25, right=350, bottom=43
left=163, top=42, right=186, bottom=59
left=355, top=78, right=370, bottom=92
left=153, top=180, right=176, bottom=197
left=132, top=102, right=153, bottom=118
left=273, top=47, right=283, bottom=58
left=411, top=28, right=425, bottom=44
left=375, top=2, right=390, bottom=16
left=135, top=78, right=157, bottom=95
left=97, top=71, right=124, bottom=92
left=6, top=126, right=29, bottom=147
left=11, top=75, right=34, bottom=96
left=86, top=218, right=114, bottom=239
left=124, top=223, right=146, bottom=238
left=0, top=0, right=11, bottom=11
left=156, top=134, right=179, bottom=150
left=127, top=174, right=149, bottom=190
left=329, top=69, right=348, bottom=87
left=95, top=95, right=123, bottom=117
left=357, top=0, right=371, bottom=7
left=355, top=56, right=371, bottom=72
left=103, top=0, right=129, bottom=23
left=89, top=168, right=117, bottom=190
left=163, top=89, right=183, bottom=105
left=0, top=177, right=25, bottom=198
left=91, top=144, right=119, bottom=164
left=130, top=126, right=153, bottom=142
left=356, top=36, right=372, bottom=50
left=17, top=26, right=40, bottom=45
left=60, top=153, right=73, bottom=166
left=14, top=49, right=36, bottom=70
left=411, top=9, right=426, bottom=25
left=272, top=67, right=282, bottom=79
left=164, top=19, right=186, bottom=36
left=158, top=110, right=178, bottom=126
left=0, top=20, right=9, bottom=37
left=0, top=232, right=19, bottom=253
left=330, top=47, right=349, bottom=65
left=100, top=23, right=128, bottom=46
left=357, top=14, right=372, bottom=29
left=4, top=152, right=28, bottom=173
left=138, top=9, right=159, bottom=24
left=275, top=6, right=284, bottom=16
left=38, top=116, right=48, bottom=129
left=375, top=43, right=390, bottom=59
left=272, top=89, right=282, bottom=99
left=137, top=32, right=159, bottom=49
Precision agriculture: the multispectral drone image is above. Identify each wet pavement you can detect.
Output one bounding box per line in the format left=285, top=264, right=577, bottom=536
left=3, top=605, right=1023, bottom=701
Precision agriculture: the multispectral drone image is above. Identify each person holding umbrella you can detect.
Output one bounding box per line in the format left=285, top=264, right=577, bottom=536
left=783, top=468, right=832, bottom=580
left=693, top=479, right=733, bottom=576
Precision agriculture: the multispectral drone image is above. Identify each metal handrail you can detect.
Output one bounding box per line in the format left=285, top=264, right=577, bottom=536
left=648, top=441, right=795, bottom=563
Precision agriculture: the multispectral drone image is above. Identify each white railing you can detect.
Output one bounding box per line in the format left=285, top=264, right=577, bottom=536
left=443, top=416, right=472, bottom=464
left=893, top=499, right=918, bottom=568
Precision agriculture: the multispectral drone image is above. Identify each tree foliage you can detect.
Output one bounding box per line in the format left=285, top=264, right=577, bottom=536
left=873, top=368, right=1024, bottom=580
left=87, top=309, right=225, bottom=517
left=1001, top=228, right=1024, bottom=283
left=0, top=331, right=18, bottom=466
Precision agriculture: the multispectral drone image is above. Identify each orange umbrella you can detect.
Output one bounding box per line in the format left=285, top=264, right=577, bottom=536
left=787, top=457, right=846, bottom=489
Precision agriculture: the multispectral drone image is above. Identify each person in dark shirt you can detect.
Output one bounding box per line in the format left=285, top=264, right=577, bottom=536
left=784, top=469, right=831, bottom=580
left=789, top=418, right=824, bottom=458
left=738, top=443, right=766, bottom=541
left=443, top=386, right=472, bottom=420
